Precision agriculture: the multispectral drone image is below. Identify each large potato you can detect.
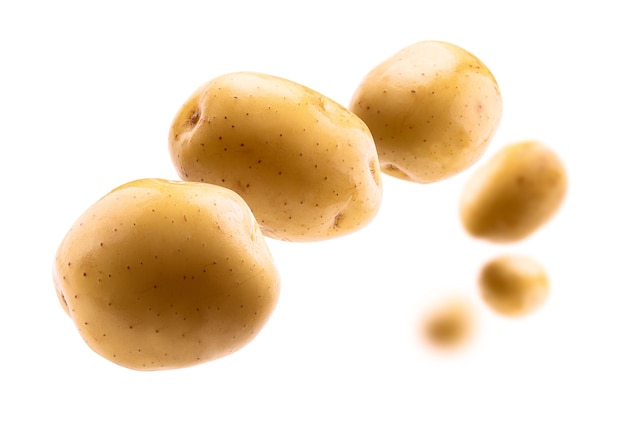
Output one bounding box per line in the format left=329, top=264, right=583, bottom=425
left=459, top=140, right=567, bottom=243
left=349, top=40, right=502, bottom=183
left=478, top=254, right=549, bottom=317
left=169, top=71, right=383, bottom=242
left=53, top=178, right=280, bottom=371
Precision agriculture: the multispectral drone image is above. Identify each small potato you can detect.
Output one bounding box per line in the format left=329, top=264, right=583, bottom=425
left=169, top=71, right=383, bottom=242
left=420, top=297, right=474, bottom=352
left=459, top=140, right=567, bottom=243
left=478, top=254, right=549, bottom=317
left=349, top=40, right=502, bottom=183
left=53, top=178, right=280, bottom=371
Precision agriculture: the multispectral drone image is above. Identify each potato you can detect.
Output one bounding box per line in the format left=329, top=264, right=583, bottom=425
left=52, top=178, right=280, bottom=371
left=168, top=71, right=383, bottom=242
left=478, top=254, right=549, bottom=317
left=459, top=140, right=567, bottom=243
left=420, top=297, right=474, bottom=352
left=349, top=40, right=502, bottom=183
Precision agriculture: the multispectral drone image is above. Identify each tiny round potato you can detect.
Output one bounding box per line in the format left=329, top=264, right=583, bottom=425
left=349, top=40, right=502, bottom=183
left=478, top=254, right=549, bottom=317
left=459, top=140, right=567, bottom=243
left=420, top=297, right=474, bottom=352
left=169, top=71, right=383, bottom=242
left=53, top=178, right=280, bottom=371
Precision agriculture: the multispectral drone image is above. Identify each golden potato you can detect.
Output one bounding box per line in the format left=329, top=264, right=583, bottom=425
left=420, top=297, right=474, bottom=352
left=53, top=178, right=280, bottom=371
left=169, top=71, right=383, bottom=242
left=478, top=254, right=549, bottom=317
left=349, top=40, right=502, bottom=183
left=459, top=140, right=567, bottom=243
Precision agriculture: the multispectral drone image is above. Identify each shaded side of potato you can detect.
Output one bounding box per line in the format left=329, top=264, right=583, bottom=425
left=459, top=140, right=567, bottom=243
left=169, top=71, right=383, bottom=242
left=349, top=40, right=502, bottom=183
left=53, top=178, right=280, bottom=371
left=478, top=254, right=549, bottom=317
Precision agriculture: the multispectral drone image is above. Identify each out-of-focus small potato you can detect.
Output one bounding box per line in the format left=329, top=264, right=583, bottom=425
left=420, top=297, right=474, bottom=352
left=478, top=254, right=549, bottom=317
left=459, top=140, right=567, bottom=243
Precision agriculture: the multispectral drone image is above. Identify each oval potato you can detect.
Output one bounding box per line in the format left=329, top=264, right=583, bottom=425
left=53, top=178, right=280, bottom=371
left=459, top=140, right=567, bottom=243
left=420, top=296, right=475, bottom=352
left=169, top=71, right=383, bottom=242
left=478, top=254, right=549, bottom=317
left=349, top=40, right=502, bottom=183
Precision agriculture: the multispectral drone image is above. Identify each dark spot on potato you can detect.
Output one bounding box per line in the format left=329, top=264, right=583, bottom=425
left=333, top=213, right=345, bottom=228
left=189, top=110, right=200, bottom=126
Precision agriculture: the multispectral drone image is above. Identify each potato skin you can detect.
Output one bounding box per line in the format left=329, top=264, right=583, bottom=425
left=169, top=71, right=383, bottom=242
left=459, top=140, right=567, bottom=243
left=349, top=40, right=502, bottom=183
left=53, top=178, right=280, bottom=371
left=478, top=254, right=549, bottom=317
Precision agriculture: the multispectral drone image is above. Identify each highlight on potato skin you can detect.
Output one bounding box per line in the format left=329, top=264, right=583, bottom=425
left=459, top=140, right=568, bottom=243
left=349, top=40, right=502, bottom=184
left=53, top=178, right=281, bottom=371
left=419, top=296, right=475, bottom=352
left=478, top=254, right=549, bottom=317
left=168, top=71, right=383, bottom=243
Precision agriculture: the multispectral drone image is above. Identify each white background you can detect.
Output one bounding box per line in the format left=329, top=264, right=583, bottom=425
left=2, top=1, right=624, bottom=425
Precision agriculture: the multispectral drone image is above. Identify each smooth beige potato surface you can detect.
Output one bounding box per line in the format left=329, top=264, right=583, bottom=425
left=53, top=178, right=280, bottom=371
left=478, top=254, right=549, bottom=317
left=460, top=140, right=567, bottom=243
left=350, top=40, right=502, bottom=183
left=169, top=71, right=383, bottom=242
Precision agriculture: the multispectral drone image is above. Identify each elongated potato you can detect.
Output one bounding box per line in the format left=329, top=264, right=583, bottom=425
left=349, top=40, right=502, bottom=183
left=478, top=254, right=549, bottom=317
left=169, top=72, right=383, bottom=242
left=53, top=178, right=280, bottom=371
left=459, top=140, right=567, bottom=243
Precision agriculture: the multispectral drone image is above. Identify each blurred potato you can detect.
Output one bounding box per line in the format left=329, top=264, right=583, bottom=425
left=420, top=297, right=475, bottom=351
left=459, top=140, right=567, bottom=243
left=478, top=254, right=549, bottom=317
